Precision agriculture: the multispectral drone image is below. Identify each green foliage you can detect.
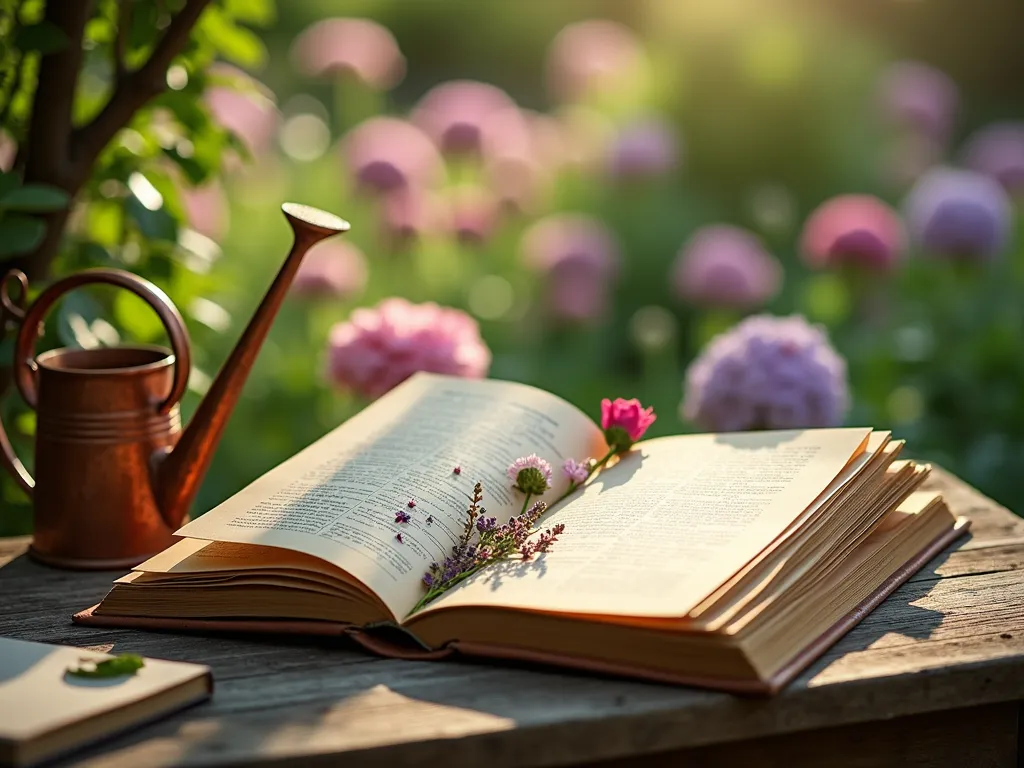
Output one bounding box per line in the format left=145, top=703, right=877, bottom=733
left=66, top=653, right=145, bottom=678
left=0, top=172, right=69, bottom=255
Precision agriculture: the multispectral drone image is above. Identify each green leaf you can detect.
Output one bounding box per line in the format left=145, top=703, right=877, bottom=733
left=0, top=213, right=44, bottom=256
left=114, top=289, right=165, bottom=342
left=197, top=8, right=267, bottom=68
left=15, top=21, right=70, bottom=54
left=223, top=0, right=276, bottom=25
left=67, top=653, right=145, bottom=679
left=0, top=184, right=69, bottom=211
left=0, top=173, right=19, bottom=200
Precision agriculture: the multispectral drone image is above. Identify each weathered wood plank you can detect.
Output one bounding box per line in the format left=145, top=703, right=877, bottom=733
left=0, top=466, right=1022, bottom=768
left=585, top=703, right=1020, bottom=768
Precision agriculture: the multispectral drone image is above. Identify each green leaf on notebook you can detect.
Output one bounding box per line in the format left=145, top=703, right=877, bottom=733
left=67, top=654, right=145, bottom=678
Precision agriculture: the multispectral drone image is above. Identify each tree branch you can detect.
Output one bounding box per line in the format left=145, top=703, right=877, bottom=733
left=114, top=0, right=131, bottom=86
left=22, top=0, right=93, bottom=189
left=72, top=0, right=213, bottom=182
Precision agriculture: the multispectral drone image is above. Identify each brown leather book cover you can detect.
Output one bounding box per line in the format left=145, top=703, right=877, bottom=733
left=72, top=519, right=969, bottom=695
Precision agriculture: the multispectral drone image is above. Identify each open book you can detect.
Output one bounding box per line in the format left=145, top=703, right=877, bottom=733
left=75, top=373, right=969, bottom=694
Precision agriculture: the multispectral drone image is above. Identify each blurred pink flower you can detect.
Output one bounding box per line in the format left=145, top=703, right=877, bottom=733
left=293, top=240, right=368, bottom=300
left=672, top=225, right=782, bottom=309
left=0, top=131, right=15, bottom=171
left=485, top=153, right=552, bottom=215
left=445, top=185, right=501, bottom=245
left=412, top=80, right=525, bottom=156
left=877, top=60, right=958, bottom=143
left=521, top=214, right=620, bottom=323
left=204, top=64, right=280, bottom=157
left=380, top=186, right=445, bottom=244
left=800, top=195, right=907, bottom=272
left=545, top=19, right=643, bottom=103
left=327, top=297, right=491, bottom=399
left=342, top=117, right=444, bottom=195
left=180, top=180, right=229, bottom=241
left=962, top=122, right=1024, bottom=196
left=290, top=17, right=405, bottom=90
left=607, top=116, right=681, bottom=179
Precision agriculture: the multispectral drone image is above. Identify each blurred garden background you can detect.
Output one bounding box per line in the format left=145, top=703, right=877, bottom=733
left=3, top=0, right=1024, bottom=534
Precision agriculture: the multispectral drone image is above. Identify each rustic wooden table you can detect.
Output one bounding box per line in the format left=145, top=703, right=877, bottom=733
left=2, top=467, right=1024, bottom=768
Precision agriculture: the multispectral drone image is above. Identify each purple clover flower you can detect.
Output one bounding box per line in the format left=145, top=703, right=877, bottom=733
left=506, top=455, right=553, bottom=494
left=562, top=458, right=590, bottom=485
left=903, top=167, right=1013, bottom=261
left=606, top=116, right=680, bottom=180
left=395, top=510, right=411, bottom=524
left=877, top=60, right=959, bottom=143
left=290, top=17, right=406, bottom=90
left=341, top=117, right=443, bottom=195
left=962, top=121, right=1024, bottom=196
left=411, top=80, right=523, bottom=156
left=682, top=314, right=850, bottom=432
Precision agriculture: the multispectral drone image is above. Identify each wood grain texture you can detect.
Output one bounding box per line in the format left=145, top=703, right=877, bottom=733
left=0, top=467, right=1023, bottom=767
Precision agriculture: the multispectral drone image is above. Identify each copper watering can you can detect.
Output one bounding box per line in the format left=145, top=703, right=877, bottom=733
left=0, top=203, right=349, bottom=569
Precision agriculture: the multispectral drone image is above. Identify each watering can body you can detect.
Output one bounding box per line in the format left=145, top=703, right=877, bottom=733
left=0, top=203, right=350, bottom=569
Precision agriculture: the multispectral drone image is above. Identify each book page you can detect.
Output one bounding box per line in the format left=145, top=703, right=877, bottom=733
left=413, top=427, right=872, bottom=620
left=175, top=373, right=606, bottom=620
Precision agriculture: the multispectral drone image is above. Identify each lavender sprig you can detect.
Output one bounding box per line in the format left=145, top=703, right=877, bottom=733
left=410, top=483, right=560, bottom=615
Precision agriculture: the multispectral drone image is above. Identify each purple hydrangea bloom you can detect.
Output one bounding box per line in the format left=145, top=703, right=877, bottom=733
left=903, top=167, right=1013, bottom=261
left=962, top=121, right=1024, bottom=196
left=682, top=314, right=850, bottom=432
left=606, top=117, right=680, bottom=180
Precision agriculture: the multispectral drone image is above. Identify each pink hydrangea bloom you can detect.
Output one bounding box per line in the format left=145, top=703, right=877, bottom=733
left=290, top=18, right=405, bottom=90
left=672, top=225, right=782, bottom=309
left=962, top=121, right=1024, bottom=196
left=342, top=117, right=444, bottom=195
left=562, top=458, right=590, bottom=484
left=506, top=454, right=554, bottom=493
left=800, top=195, right=907, bottom=272
left=877, top=60, right=958, bottom=142
left=521, top=214, right=620, bottom=323
left=180, top=180, right=229, bottom=241
left=601, top=398, right=656, bottom=449
left=292, top=241, right=368, bottom=299
left=607, top=117, right=681, bottom=179
left=204, top=64, right=280, bottom=157
left=545, top=19, right=643, bottom=103
left=682, top=314, right=849, bottom=432
left=411, top=80, right=525, bottom=156
left=327, top=298, right=491, bottom=399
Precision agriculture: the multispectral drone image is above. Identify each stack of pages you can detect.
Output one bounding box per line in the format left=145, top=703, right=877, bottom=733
left=76, top=373, right=968, bottom=693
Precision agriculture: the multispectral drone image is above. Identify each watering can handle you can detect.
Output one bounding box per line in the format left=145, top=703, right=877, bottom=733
left=9, top=268, right=192, bottom=414
left=0, top=271, right=33, bottom=496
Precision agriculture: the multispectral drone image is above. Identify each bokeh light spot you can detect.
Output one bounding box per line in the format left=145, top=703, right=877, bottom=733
left=630, top=305, right=677, bottom=351
left=468, top=275, right=515, bottom=321
left=740, top=23, right=805, bottom=88
left=887, top=386, right=924, bottom=425
left=280, top=113, right=331, bottom=162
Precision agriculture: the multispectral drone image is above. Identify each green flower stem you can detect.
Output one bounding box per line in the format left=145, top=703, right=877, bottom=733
left=519, top=492, right=533, bottom=517
left=552, top=446, right=619, bottom=506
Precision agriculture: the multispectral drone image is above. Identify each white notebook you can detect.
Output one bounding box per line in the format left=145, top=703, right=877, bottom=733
left=0, top=637, right=212, bottom=767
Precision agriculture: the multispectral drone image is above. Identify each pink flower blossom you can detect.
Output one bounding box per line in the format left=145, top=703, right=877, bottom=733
left=180, top=180, right=229, bottom=241
left=0, top=131, right=16, bottom=171
left=800, top=195, right=907, bottom=272
left=607, top=117, right=681, bottom=180
left=672, top=225, right=782, bottom=309
left=341, top=117, right=444, bottom=195
left=327, top=298, right=491, bottom=399
left=292, top=240, right=368, bottom=300
left=204, top=64, right=280, bottom=157
left=445, top=185, right=501, bottom=245
left=521, top=214, right=621, bottom=323
left=545, top=19, right=644, bottom=103
left=380, top=186, right=445, bottom=244
left=962, top=121, right=1024, bottom=196
left=290, top=18, right=405, bottom=90
left=877, top=60, right=958, bottom=143
left=562, top=458, right=590, bottom=485
left=484, top=153, right=552, bottom=215
left=411, top=80, right=524, bottom=156
left=506, top=454, right=554, bottom=494
left=601, top=398, right=656, bottom=449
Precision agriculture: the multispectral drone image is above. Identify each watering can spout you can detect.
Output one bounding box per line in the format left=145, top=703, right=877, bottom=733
left=156, top=203, right=350, bottom=525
